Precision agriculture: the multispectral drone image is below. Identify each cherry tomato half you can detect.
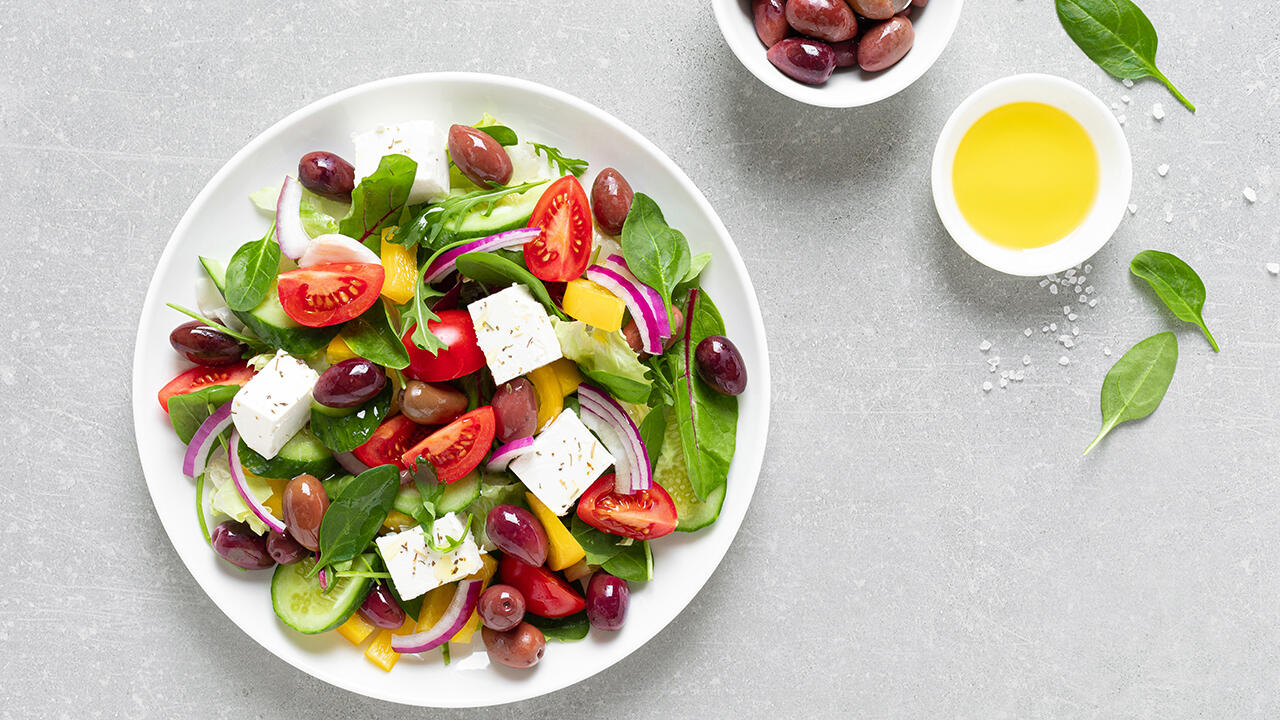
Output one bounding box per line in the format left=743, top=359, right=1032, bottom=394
left=157, top=363, right=254, bottom=412
left=277, top=262, right=385, bottom=328
left=353, top=415, right=431, bottom=471
left=524, top=176, right=593, bottom=282
left=498, top=555, right=586, bottom=619
left=402, top=310, right=486, bottom=382
left=401, top=406, right=496, bottom=483
left=576, top=474, right=678, bottom=541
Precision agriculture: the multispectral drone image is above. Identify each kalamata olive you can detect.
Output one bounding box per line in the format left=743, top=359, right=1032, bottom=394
left=586, top=573, right=630, bottom=631
left=298, top=151, right=356, bottom=202
left=211, top=521, right=275, bottom=570
left=478, top=584, right=526, bottom=632
left=694, top=335, right=747, bottom=396
left=448, top=125, right=512, bottom=188
left=485, top=505, right=549, bottom=567
left=623, top=305, right=684, bottom=354
left=169, top=321, right=246, bottom=367
left=400, top=380, right=468, bottom=425
left=590, top=168, right=635, bottom=236
left=785, top=0, right=857, bottom=42
left=845, top=0, right=902, bottom=20
left=491, top=378, right=538, bottom=442
left=830, top=37, right=860, bottom=67
left=266, top=530, right=308, bottom=565
left=857, top=16, right=914, bottom=72
left=766, top=38, right=836, bottom=85
left=482, top=622, right=545, bottom=669
left=283, top=474, right=329, bottom=551
left=752, top=0, right=789, bottom=47
left=911, top=0, right=927, bottom=7
left=358, top=583, right=406, bottom=629
left=313, top=358, right=386, bottom=408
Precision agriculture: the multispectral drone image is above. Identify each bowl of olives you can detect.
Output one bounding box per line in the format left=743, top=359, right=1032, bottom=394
left=712, top=0, right=964, bottom=107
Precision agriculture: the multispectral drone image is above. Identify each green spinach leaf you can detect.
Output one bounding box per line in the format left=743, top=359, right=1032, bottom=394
left=224, top=224, right=280, bottom=312
left=638, top=407, right=666, bottom=472
left=667, top=289, right=738, bottom=501
left=477, top=125, right=518, bottom=146
left=342, top=300, right=411, bottom=369
left=1129, top=250, right=1218, bottom=351
left=526, top=612, right=589, bottom=642
left=1084, top=332, right=1179, bottom=455
left=570, top=515, right=626, bottom=566
left=455, top=252, right=567, bottom=319
left=339, top=154, right=418, bottom=249
left=1055, top=0, right=1194, bottom=111
left=529, top=142, right=588, bottom=178
left=602, top=540, right=652, bottom=582
left=313, top=464, right=401, bottom=573
left=167, top=384, right=240, bottom=444
left=621, top=193, right=692, bottom=324
left=309, top=383, right=392, bottom=453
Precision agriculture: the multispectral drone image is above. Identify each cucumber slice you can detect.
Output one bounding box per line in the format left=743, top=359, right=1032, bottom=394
left=271, top=557, right=372, bottom=634
left=393, top=470, right=484, bottom=517
left=201, top=257, right=340, bottom=356
left=443, top=181, right=548, bottom=240
left=237, top=429, right=337, bottom=479
left=652, top=408, right=724, bottom=532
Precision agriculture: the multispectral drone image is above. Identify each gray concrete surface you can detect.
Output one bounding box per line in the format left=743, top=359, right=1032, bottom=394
left=2, top=0, right=1279, bottom=717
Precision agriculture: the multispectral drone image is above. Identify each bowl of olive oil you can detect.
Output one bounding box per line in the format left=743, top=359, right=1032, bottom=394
left=931, top=74, right=1131, bottom=276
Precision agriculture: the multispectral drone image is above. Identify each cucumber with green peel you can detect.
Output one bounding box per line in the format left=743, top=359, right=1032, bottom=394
left=271, top=557, right=372, bottom=634
left=237, top=429, right=337, bottom=479
left=200, top=257, right=339, bottom=356
left=652, top=408, right=724, bottom=532
left=393, top=470, right=483, bottom=517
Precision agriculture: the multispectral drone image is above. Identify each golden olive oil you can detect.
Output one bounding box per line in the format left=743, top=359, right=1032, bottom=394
left=952, top=102, right=1100, bottom=249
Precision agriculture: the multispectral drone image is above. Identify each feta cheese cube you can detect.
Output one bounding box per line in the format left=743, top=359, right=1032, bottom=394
left=467, top=284, right=563, bottom=385
left=230, top=350, right=318, bottom=459
left=510, top=409, right=614, bottom=515
left=375, top=513, right=484, bottom=601
left=351, top=121, right=450, bottom=204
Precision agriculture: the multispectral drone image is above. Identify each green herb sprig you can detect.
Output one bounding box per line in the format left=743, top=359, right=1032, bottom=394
left=529, top=142, right=588, bottom=178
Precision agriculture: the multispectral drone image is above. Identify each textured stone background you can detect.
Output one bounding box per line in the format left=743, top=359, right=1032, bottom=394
left=2, top=0, right=1278, bottom=717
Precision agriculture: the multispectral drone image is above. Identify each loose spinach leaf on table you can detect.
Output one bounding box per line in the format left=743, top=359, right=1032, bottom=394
left=666, top=288, right=738, bottom=501
left=621, top=193, right=692, bottom=325
left=529, top=142, right=588, bottom=178
left=1129, top=250, right=1218, bottom=351
left=338, top=154, right=419, bottom=250
left=309, top=383, right=393, bottom=453
left=313, top=464, right=401, bottom=573
left=1054, top=0, right=1194, bottom=111
left=602, top=540, right=652, bottom=583
left=342, top=300, right=411, bottom=369
left=526, top=612, right=590, bottom=642
left=454, top=251, right=567, bottom=319
left=1084, top=332, right=1179, bottom=455
left=224, top=223, right=280, bottom=312
left=167, top=384, right=240, bottom=444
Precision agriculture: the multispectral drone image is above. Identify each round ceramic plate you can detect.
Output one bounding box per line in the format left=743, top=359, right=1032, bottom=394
left=131, top=73, right=770, bottom=708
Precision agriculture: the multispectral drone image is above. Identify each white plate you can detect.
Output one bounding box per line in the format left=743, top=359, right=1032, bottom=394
left=131, top=72, right=771, bottom=708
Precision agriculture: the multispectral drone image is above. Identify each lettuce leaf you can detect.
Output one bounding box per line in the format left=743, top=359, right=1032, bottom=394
left=552, top=319, right=652, bottom=404
left=249, top=183, right=347, bottom=238
left=205, top=448, right=274, bottom=535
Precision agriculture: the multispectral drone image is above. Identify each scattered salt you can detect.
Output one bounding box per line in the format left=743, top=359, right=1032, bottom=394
left=999, top=378, right=1009, bottom=389
left=1267, top=263, right=1280, bottom=275
left=1068, top=313, right=1078, bottom=321
left=1050, top=323, right=1058, bottom=332
left=1039, top=279, right=1050, bottom=288
left=979, top=340, right=992, bottom=352
left=1022, top=355, right=1031, bottom=366
left=1152, top=103, right=1165, bottom=120
left=1072, top=327, right=1080, bottom=337
left=1065, top=269, right=1076, bottom=278
left=1103, top=348, right=1112, bottom=357
left=1084, top=264, right=1092, bottom=273
left=1085, top=285, right=1095, bottom=294
left=1023, top=328, right=1033, bottom=337
left=1243, top=187, right=1258, bottom=203
left=1128, top=203, right=1138, bottom=215
left=1157, top=163, right=1170, bottom=177
left=1122, top=78, right=1134, bottom=88
left=1088, top=299, right=1098, bottom=308
left=1049, top=284, right=1059, bottom=295
left=982, top=381, right=993, bottom=392
left=1059, top=356, right=1071, bottom=366
left=1079, top=294, right=1088, bottom=303
left=1121, top=94, right=1131, bottom=104
left=1063, top=339, right=1075, bottom=349
left=1041, top=325, right=1050, bottom=333
left=1117, top=114, right=1127, bottom=125
left=1063, top=306, right=1072, bottom=316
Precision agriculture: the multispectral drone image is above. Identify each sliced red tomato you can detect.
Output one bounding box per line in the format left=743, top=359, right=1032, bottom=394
left=400, top=406, right=495, bottom=483
left=277, top=262, right=385, bottom=328
left=402, top=310, right=487, bottom=382
left=524, top=175, right=593, bottom=282
left=157, top=363, right=254, bottom=412
left=353, top=415, right=432, bottom=471
left=498, top=555, right=586, bottom=618
left=576, top=474, right=678, bottom=541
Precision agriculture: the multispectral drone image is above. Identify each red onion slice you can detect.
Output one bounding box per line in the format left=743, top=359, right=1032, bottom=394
left=423, top=227, right=540, bottom=284
left=391, top=579, right=483, bottom=654
left=485, top=436, right=535, bottom=472
left=334, top=451, right=372, bottom=476
left=227, top=429, right=287, bottom=534
left=316, top=551, right=330, bottom=591
left=579, top=406, right=633, bottom=494
left=577, top=384, right=651, bottom=493
left=182, top=402, right=233, bottom=478
left=583, top=265, right=665, bottom=355
left=601, top=254, right=671, bottom=338
left=275, top=176, right=310, bottom=260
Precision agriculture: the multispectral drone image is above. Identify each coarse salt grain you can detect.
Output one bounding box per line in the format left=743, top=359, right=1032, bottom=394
left=1039, top=279, right=1050, bottom=288
left=1122, top=78, right=1134, bottom=88
left=1244, top=187, right=1258, bottom=203
left=1117, top=114, right=1127, bottom=125
left=1000, top=378, right=1009, bottom=389
left=1084, top=264, right=1092, bottom=273
left=1068, top=313, right=1078, bottom=321
left=1267, top=263, right=1280, bottom=275
left=1024, top=328, right=1033, bottom=337
left=1088, top=299, right=1098, bottom=307
left=982, top=381, right=993, bottom=392
left=1050, top=285, right=1059, bottom=295
left=1079, top=294, right=1088, bottom=303
left=1103, top=348, right=1112, bottom=357
left=1072, top=327, right=1080, bottom=336
left=1059, top=356, right=1071, bottom=366
left=1152, top=103, right=1165, bottom=120
left=1128, top=203, right=1138, bottom=215
left=1063, top=306, right=1072, bottom=316
left=1085, top=286, right=1095, bottom=294
left=1158, top=163, right=1170, bottom=177
left=979, top=340, right=992, bottom=352
left=1122, top=94, right=1131, bottom=104
left=1050, top=323, right=1057, bottom=332
left=1023, top=355, right=1031, bottom=366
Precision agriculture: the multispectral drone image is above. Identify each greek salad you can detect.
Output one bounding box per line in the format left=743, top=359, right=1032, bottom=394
left=158, top=115, right=748, bottom=672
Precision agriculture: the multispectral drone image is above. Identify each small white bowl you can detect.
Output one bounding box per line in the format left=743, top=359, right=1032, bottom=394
left=712, top=0, right=965, bottom=108
left=931, top=73, right=1132, bottom=277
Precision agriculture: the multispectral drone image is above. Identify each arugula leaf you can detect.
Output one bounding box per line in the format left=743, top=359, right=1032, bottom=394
left=167, top=384, right=240, bottom=444
left=570, top=515, right=626, bottom=566
left=309, top=383, right=393, bottom=453
left=667, top=289, right=738, bottom=500
left=338, top=154, right=418, bottom=249
left=341, top=300, right=411, bottom=369
left=621, top=193, right=692, bottom=324
left=477, top=125, right=518, bottom=146
left=638, top=407, right=666, bottom=473
left=1084, top=332, right=1179, bottom=455
left=394, top=182, right=544, bottom=251
left=529, top=142, right=588, bottom=178
left=601, top=540, right=652, bottom=582
left=1055, top=0, right=1194, bottom=112
left=313, top=464, right=401, bottom=573
left=455, top=252, right=566, bottom=319
left=1129, top=250, right=1218, bottom=351
left=526, top=612, right=589, bottom=642
left=224, top=223, right=281, bottom=312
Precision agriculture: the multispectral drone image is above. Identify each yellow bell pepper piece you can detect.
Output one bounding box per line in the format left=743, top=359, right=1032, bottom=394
left=365, top=615, right=418, bottom=672
left=261, top=475, right=288, bottom=518
left=451, top=556, right=499, bottom=645
left=452, top=608, right=483, bottom=645
left=527, top=365, right=564, bottom=431
left=526, top=492, right=586, bottom=571
left=380, top=228, right=418, bottom=305
left=415, top=584, right=458, bottom=632
left=563, top=278, right=625, bottom=332
left=547, top=358, right=584, bottom=397
left=382, top=510, right=416, bottom=533
left=467, top=554, right=499, bottom=584
left=337, top=612, right=376, bottom=645
left=325, top=335, right=359, bottom=364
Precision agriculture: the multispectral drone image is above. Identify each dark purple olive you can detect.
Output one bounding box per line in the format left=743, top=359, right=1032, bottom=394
left=211, top=521, right=275, bottom=570
left=482, top=622, right=545, bottom=669
left=694, top=335, right=747, bottom=396
left=586, top=573, right=630, bottom=631
left=785, top=0, right=858, bottom=43
left=491, top=378, right=539, bottom=442
left=448, top=125, right=513, bottom=188
left=478, top=584, right=526, bottom=632
left=766, top=37, right=836, bottom=85
left=169, top=321, right=246, bottom=366
left=590, top=168, right=635, bottom=236
left=752, top=0, right=789, bottom=47
left=313, top=358, right=386, bottom=408
left=283, top=474, right=328, bottom=552
left=298, top=151, right=356, bottom=202
left=357, top=583, right=406, bottom=629
left=485, top=505, right=549, bottom=567
left=266, top=530, right=308, bottom=565
left=624, top=305, right=684, bottom=354
left=830, top=37, right=860, bottom=67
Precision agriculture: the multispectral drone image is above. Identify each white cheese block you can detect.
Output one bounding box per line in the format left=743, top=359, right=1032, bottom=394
left=375, top=513, right=484, bottom=601
left=230, top=350, right=318, bottom=459
left=351, top=121, right=450, bottom=205
left=510, top=409, right=615, bottom=515
left=467, top=284, right=563, bottom=385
